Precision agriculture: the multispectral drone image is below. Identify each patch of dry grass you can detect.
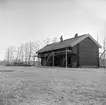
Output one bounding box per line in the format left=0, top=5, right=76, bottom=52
left=0, top=67, right=106, bottom=105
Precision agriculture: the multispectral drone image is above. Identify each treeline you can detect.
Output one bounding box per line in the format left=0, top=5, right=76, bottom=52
left=4, top=37, right=58, bottom=66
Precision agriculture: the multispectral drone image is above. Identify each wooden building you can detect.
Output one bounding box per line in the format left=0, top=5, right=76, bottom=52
left=37, top=34, right=102, bottom=68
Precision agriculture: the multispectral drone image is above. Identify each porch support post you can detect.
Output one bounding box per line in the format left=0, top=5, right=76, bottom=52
left=53, top=52, right=54, bottom=67
left=66, top=48, right=67, bottom=68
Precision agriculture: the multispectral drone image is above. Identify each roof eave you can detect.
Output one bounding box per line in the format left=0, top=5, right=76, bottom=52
left=87, top=34, right=102, bottom=48
left=71, top=34, right=102, bottom=48
left=37, top=34, right=102, bottom=53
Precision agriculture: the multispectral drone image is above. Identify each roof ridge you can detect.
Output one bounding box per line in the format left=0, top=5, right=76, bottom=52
left=37, top=34, right=101, bottom=53
left=63, top=34, right=87, bottom=42
left=46, top=34, right=87, bottom=46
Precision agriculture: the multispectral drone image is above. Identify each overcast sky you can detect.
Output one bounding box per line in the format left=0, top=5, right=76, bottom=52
left=0, top=0, right=106, bottom=60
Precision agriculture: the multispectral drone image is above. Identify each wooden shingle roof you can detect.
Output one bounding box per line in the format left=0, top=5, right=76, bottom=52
left=37, top=34, right=102, bottom=53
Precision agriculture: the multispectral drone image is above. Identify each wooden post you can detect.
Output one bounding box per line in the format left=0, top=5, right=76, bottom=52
left=53, top=52, right=54, bottom=67
left=66, top=48, right=67, bottom=68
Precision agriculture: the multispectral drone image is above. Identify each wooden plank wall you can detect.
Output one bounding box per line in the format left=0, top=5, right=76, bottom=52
left=72, top=45, right=79, bottom=67
left=79, top=37, right=99, bottom=67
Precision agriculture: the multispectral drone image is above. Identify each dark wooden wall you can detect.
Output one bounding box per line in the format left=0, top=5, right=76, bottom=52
left=78, top=37, right=99, bottom=67
left=72, top=44, right=79, bottom=67
left=39, top=37, right=99, bottom=67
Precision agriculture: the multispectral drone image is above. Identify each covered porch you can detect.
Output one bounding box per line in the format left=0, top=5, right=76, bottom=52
left=41, top=48, right=79, bottom=68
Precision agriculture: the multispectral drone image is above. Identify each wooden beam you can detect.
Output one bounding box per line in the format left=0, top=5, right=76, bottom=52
left=66, top=48, right=67, bottom=68
left=39, top=50, right=73, bottom=57
left=53, top=52, right=54, bottom=67
left=54, top=50, right=72, bottom=54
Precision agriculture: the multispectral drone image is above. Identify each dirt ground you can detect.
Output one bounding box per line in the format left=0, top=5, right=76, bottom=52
left=0, top=66, right=106, bottom=105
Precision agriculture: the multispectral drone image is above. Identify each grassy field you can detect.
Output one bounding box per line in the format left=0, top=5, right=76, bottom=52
left=0, top=66, right=106, bottom=105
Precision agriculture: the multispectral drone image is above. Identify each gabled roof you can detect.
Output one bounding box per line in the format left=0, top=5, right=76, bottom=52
left=37, top=34, right=102, bottom=53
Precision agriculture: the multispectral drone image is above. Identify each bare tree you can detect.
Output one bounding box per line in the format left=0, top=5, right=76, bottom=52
left=24, top=42, right=29, bottom=64
left=31, top=41, right=40, bottom=58
left=44, top=37, right=51, bottom=45
left=103, top=39, right=106, bottom=59
left=52, top=37, right=58, bottom=43
left=5, top=46, right=16, bottom=64
left=20, top=44, right=24, bottom=62
left=28, top=42, right=33, bottom=63
left=23, top=42, right=34, bottom=64
left=5, top=48, right=10, bottom=63
left=15, top=44, right=25, bottom=63
left=5, top=37, right=54, bottom=66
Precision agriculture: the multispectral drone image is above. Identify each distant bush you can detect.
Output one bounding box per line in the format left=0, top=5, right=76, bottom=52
left=5, top=62, right=32, bottom=67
